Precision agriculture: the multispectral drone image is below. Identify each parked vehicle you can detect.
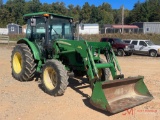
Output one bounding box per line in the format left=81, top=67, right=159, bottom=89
left=100, top=38, right=134, bottom=56
left=123, top=39, right=160, bottom=57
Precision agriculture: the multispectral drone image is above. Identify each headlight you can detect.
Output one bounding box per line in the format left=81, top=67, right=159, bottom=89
left=125, top=46, right=128, bottom=49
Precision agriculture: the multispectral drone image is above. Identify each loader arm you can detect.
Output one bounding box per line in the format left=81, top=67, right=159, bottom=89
left=54, top=39, right=153, bottom=114
left=54, top=40, right=120, bottom=82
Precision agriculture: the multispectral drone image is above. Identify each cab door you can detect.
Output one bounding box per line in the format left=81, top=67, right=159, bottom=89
left=138, top=41, right=148, bottom=54
left=108, top=38, right=117, bottom=51
left=26, top=17, right=46, bottom=43
left=131, top=40, right=139, bottom=52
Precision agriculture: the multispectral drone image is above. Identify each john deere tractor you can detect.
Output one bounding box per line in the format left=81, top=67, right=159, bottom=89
left=11, top=12, right=153, bottom=113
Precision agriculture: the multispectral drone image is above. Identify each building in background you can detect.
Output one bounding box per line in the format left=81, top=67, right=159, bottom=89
left=7, top=23, right=22, bottom=34
left=102, top=24, right=139, bottom=34
left=133, top=22, right=160, bottom=34
left=79, top=24, right=99, bottom=34
left=22, top=24, right=27, bottom=34
left=0, top=28, right=8, bottom=35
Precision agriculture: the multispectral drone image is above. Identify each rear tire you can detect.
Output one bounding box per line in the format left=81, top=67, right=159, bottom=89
left=11, top=44, right=36, bottom=81
left=42, top=59, right=69, bottom=96
left=117, top=49, right=124, bottom=56
left=149, top=50, right=157, bottom=57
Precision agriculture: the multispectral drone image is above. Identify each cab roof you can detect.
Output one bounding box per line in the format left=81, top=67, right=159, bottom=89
left=23, top=12, right=73, bottom=19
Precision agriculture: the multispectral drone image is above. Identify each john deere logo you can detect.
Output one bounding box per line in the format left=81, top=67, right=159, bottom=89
left=57, top=41, right=71, bottom=46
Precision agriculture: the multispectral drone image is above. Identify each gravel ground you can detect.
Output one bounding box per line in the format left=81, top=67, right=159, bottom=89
left=0, top=45, right=160, bottom=120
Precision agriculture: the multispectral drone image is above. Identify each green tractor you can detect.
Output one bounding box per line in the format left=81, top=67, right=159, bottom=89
left=11, top=12, right=153, bottom=114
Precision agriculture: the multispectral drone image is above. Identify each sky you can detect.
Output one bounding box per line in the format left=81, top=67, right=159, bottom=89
left=42, top=0, right=146, bottom=10
left=3, top=0, right=145, bottom=10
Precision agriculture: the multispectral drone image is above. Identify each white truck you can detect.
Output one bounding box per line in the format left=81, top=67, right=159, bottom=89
left=123, top=39, right=160, bottom=57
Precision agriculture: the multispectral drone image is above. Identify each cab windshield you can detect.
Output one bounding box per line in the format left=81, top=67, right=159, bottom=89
left=145, top=40, right=155, bottom=46
left=25, top=16, right=74, bottom=41
left=115, top=38, right=125, bottom=44
left=49, top=17, right=73, bottom=40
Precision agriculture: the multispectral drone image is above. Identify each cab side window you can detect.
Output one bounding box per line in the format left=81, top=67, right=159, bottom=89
left=26, top=18, right=46, bottom=41
left=139, top=41, right=147, bottom=46
left=131, top=41, right=138, bottom=45
left=34, top=18, right=46, bottom=40
left=124, top=40, right=130, bottom=43
left=26, top=19, right=31, bottom=39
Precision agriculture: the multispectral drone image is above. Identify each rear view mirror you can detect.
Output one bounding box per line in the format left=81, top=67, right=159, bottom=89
left=30, top=18, right=36, bottom=27
left=144, top=44, right=147, bottom=47
left=143, top=43, right=147, bottom=47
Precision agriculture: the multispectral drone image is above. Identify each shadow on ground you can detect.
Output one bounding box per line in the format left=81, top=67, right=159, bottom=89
left=36, top=72, right=113, bottom=116
left=68, top=77, right=113, bottom=116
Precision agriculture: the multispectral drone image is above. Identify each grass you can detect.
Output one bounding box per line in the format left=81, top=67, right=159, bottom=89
left=2, top=33, right=160, bottom=45
left=81, top=33, right=160, bottom=45
left=8, top=34, right=25, bottom=41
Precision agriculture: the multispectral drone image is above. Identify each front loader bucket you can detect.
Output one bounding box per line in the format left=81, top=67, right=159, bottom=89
left=90, top=76, right=153, bottom=114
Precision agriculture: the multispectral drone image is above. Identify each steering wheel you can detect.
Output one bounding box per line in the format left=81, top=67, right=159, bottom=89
left=51, top=34, right=60, bottom=40
left=51, top=29, right=61, bottom=40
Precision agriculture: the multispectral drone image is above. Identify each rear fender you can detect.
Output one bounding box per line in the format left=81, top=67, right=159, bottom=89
left=17, top=38, right=41, bottom=60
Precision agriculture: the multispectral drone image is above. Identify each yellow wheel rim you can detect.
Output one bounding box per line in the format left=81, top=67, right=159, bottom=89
left=43, top=67, right=57, bottom=90
left=13, top=52, right=22, bottom=74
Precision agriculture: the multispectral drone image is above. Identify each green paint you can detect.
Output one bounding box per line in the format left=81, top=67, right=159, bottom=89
left=90, top=81, right=109, bottom=110
left=37, top=60, right=42, bottom=72
left=17, top=38, right=42, bottom=72
left=17, top=38, right=41, bottom=60
left=54, top=40, right=119, bottom=81
left=135, top=76, right=152, bottom=96
left=23, top=12, right=73, bottom=19
left=95, top=63, right=113, bottom=69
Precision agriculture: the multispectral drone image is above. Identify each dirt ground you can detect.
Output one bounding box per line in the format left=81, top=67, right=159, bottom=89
left=0, top=45, right=160, bottom=120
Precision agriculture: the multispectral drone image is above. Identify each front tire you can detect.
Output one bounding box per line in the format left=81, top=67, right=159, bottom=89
left=42, top=60, right=69, bottom=96
left=11, top=44, right=36, bottom=81
left=149, top=50, right=157, bottom=57
left=117, top=49, right=124, bottom=56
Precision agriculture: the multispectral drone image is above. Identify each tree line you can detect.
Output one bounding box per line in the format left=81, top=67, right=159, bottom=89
left=0, top=0, right=160, bottom=28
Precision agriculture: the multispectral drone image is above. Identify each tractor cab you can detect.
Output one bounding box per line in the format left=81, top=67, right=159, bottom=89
left=24, top=12, right=74, bottom=47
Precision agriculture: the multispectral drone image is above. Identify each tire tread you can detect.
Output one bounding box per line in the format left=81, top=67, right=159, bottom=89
left=11, top=44, right=36, bottom=81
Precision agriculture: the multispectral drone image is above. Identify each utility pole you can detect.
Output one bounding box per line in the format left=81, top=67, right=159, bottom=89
left=122, top=5, right=124, bottom=34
